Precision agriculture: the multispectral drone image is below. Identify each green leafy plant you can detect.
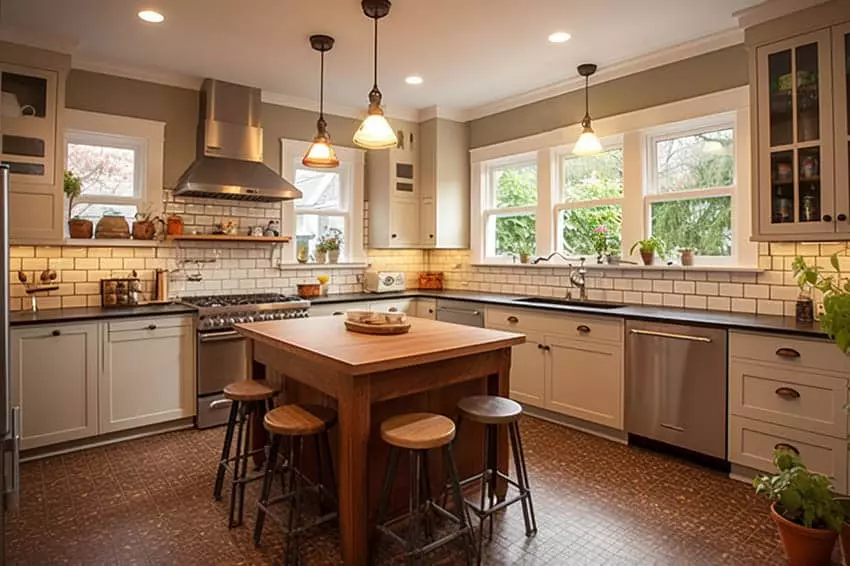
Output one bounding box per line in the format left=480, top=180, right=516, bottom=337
left=590, top=226, right=611, bottom=255
left=791, top=254, right=850, bottom=352
left=316, top=227, right=343, bottom=252
left=754, top=449, right=844, bottom=532
left=63, top=170, right=82, bottom=219
left=629, top=236, right=665, bottom=256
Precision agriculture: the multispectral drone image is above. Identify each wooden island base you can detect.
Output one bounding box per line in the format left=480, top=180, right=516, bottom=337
left=238, top=316, right=524, bottom=566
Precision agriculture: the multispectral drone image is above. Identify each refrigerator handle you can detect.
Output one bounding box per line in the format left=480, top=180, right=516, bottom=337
left=4, top=406, right=20, bottom=512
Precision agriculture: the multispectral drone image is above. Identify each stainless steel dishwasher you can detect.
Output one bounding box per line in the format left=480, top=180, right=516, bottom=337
left=625, top=320, right=728, bottom=460
left=435, top=299, right=485, bottom=327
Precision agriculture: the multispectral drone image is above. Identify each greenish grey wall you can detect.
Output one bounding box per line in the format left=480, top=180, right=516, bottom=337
left=65, top=69, right=418, bottom=187
left=468, top=45, right=749, bottom=149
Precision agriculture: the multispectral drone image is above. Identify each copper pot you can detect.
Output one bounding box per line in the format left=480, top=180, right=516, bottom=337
left=68, top=218, right=93, bottom=239
left=166, top=215, right=184, bottom=236
left=297, top=283, right=321, bottom=299
left=132, top=220, right=156, bottom=240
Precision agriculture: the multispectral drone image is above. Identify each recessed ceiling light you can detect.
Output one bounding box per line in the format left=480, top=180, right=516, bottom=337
left=548, top=31, right=571, bottom=43
left=405, top=76, right=423, bottom=85
left=138, top=10, right=165, bottom=23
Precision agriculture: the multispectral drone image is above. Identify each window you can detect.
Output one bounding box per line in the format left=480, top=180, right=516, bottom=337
left=64, top=110, right=164, bottom=230
left=482, top=158, right=537, bottom=259
left=281, top=140, right=365, bottom=264
left=557, top=145, right=624, bottom=257
left=646, top=119, right=735, bottom=260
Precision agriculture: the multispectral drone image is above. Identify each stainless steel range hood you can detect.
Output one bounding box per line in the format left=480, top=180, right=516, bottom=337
left=174, top=79, right=302, bottom=202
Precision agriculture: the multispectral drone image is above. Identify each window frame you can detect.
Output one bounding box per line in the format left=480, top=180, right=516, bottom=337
left=280, top=139, right=366, bottom=264
left=63, top=109, right=165, bottom=232
left=554, top=136, right=625, bottom=257
left=480, top=153, right=538, bottom=262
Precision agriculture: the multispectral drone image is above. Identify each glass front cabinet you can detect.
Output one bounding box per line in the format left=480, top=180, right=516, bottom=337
left=835, top=23, right=850, bottom=235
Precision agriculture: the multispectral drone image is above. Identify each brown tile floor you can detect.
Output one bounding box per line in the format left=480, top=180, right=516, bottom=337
left=5, top=417, right=823, bottom=565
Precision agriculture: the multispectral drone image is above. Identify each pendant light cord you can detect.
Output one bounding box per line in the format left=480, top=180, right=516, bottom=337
left=319, top=49, right=325, bottom=120
left=584, top=75, right=590, bottom=118
left=372, top=17, right=379, bottom=90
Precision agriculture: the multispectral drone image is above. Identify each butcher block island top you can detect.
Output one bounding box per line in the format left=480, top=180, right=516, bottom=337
left=234, top=316, right=525, bottom=375
left=235, top=316, right=525, bottom=565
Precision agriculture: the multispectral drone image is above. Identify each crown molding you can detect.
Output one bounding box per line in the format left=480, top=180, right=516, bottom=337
left=260, top=91, right=420, bottom=123
left=73, top=57, right=204, bottom=91
left=417, top=105, right=468, bottom=123
left=734, top=0, right=831, bottom=29
left=0, top=25, right=78, bottom=53
left=460, top=27, right=744, bottom=122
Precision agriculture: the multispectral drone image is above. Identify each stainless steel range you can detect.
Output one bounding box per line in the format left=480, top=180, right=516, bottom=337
left=181, top=293, right=309, bottom=428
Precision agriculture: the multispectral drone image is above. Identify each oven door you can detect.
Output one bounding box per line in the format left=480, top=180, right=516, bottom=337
left=197, top=330, right=248, bottom=428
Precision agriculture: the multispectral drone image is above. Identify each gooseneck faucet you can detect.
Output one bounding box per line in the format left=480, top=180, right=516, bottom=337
left=569, top=259, right=588, bottom=301
left=531, top=251, right=578, bottom=265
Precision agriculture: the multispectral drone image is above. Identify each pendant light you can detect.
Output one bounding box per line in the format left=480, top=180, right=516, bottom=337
left=353, top=0, right=398, bottom=150
left=573, top=63, right=603, bottom=156
left=302, top=35, right=340, bottom=168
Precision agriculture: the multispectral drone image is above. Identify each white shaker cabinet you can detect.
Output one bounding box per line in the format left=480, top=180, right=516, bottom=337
left=100, top=316, right=195, bottom=434
left=11, top=322, right=99, bottom=450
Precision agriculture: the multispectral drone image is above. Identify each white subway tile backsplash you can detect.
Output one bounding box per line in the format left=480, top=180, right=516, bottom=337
left=718, top=283, right=743, bottom=297
left=695, top=282, right=719, bottom=295
left=652, top=281, right=673, bottom=293
left=673, top=281, right=695, bottom=294
left=744, top=284, right=769, bottom=299
left=684, top=295, right=707, bottom=310
left=707, top=296, right=731, bottom=311
left=663, top=294, right=684, bottom=308
left=731, top=298, right=756, bottom=313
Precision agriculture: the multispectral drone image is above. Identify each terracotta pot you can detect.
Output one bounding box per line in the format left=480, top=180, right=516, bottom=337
left=841, top=521, right=850, bottom=566
left=771, top=503, right=837, bottom=566
left=519, top=254, right=530, bottom=264
left=680, top=249, right=695, bottom=266
left=640, top=250, right=654, bottom=266
left=166, top=215, right=184, bottom=236
left=132, top=220, right=156, bottom=240
left=68, top=218, right=93, bottom=239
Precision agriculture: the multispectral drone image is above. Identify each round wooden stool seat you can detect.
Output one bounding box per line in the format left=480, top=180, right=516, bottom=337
left=457, top=395, right=523, bottom=424
left=380, top=412, right=455, bottom=450
left=264, top=404, right=337, bottom=436
left=223, top=379, right=277, bottom=402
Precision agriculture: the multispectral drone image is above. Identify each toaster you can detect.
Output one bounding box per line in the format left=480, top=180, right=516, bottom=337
left=364, top=271, right=406, bottom=293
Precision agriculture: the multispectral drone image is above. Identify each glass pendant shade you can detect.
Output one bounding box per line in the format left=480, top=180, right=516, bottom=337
left=302, top=35, right=339, bottom=168
left=573, top=123, right=602, bottom=155
left=302, top=136, right=339, bottom=168
left=353, top=108, right=398, bottom=150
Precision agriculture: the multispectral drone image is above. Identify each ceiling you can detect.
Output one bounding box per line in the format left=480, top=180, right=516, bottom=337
left=0, top=0, right=762, bottom=118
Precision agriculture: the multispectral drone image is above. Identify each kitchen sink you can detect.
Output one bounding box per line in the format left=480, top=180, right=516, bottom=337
left=512, top=297, right=626, bottom=310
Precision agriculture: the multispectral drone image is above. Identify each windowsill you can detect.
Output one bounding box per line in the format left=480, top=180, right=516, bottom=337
left=472, top=262, right=763, bottom=273
left=278, top=262, right=368, bottom=270
left=64, top=239, right=163, bottom=248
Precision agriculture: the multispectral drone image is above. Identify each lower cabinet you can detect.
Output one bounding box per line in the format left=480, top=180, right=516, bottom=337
left=11, top=322, right=99, bottom=450
left=11, top=315, right=195, bottom=450
left=100, top=316, right=195, bottom=434
left=507, top=330, right=546, bottom=406
left=309, top=298, right=421, bottom=318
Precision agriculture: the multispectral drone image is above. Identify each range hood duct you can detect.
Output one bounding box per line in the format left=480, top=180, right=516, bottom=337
left=174, top=79, right=302, bottom=202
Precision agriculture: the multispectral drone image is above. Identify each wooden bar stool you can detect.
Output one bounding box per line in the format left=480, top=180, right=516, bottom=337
left=213, top=379, right=278, bottom=528
left=453, top=395, right=537, bottom=561
left=254, top=404, right=338, bottom=565
left=374, top=412, right=474, bottom=565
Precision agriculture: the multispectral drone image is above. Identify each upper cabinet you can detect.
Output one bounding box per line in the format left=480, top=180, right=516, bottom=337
left=366, top=143, right=421, bottom=248
left=0, top=42, right=69, bottom=244
left=748, top=3, right=850, bottom=240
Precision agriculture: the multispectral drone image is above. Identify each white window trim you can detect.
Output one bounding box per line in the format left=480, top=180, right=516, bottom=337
left=480, top=153, right=538, bottom=263
left=469, top=86, right=757, bottom=268
left=63, top=109, right=165, bottom=223
left=279, top=139, right=366, bottom=265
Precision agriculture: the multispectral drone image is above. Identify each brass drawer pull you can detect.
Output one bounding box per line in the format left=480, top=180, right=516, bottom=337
left=51, top=330, right=61, bottom=337
left=507, top=316, right=519, bottom=324
left=775, top=348, right=801, bottom=359
left=775, top=387, right=801, bottom=400
left=332, top=312, right=345, bottom=316
left=147, top=324, right=157, bottom=330
left=576, top=325, right=591, bottom=334
left=774, top=442, right=800, bottom=455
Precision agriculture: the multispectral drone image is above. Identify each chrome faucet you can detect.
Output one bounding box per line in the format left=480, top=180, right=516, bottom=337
left=531, top=251, right=576, bottom=264
left=569, top=259, right=588, bottom=301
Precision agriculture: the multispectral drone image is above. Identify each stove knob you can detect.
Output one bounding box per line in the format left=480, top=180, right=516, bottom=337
left=245, top=315, right=255, bottom=323
left=225, top=317, right=235, bottom=326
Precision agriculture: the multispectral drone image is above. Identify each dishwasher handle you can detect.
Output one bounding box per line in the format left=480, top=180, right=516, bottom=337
left=629, top=328, right=712, bottom=343
left=437, top=306, right=481, bottom=317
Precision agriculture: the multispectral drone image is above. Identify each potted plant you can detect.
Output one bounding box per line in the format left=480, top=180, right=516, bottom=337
left=132, top=203, right=157, bottom=240
left=679, top=248, right=695, bottom=267
left=591, top=226, right=610, bottom=265
left=513, top=239, right=534, bottom=264
left=629, top=236, right=665, bottom=266
left=754, top=449, right=844, bottom=566
left=791, top=256, right=818, bottom=323
left=64, top=171, right=92, bottom=239
left=317, top=228, right=343, bottom=264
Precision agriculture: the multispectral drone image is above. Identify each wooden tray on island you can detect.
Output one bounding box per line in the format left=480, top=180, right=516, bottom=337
left=344, top=320, right=411, bottom=335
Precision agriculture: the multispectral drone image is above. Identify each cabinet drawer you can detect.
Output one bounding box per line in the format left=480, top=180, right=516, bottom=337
left=108, top=315, right=193, bottom=334
left=486, top=307, right=622, bottom=344
left=730, top=362, right=848, bottom=438
left=730, top=331, right=850, bottom=375
left=729, top=416, right=847, bottom=493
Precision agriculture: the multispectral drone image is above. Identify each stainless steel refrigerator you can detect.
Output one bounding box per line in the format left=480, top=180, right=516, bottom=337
left=0, top=164, right=21, bottom=565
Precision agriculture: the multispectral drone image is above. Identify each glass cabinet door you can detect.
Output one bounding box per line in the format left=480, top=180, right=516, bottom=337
left=758, top=30, right=834, bottom=236
left=835, top=24, right=850, bottom=233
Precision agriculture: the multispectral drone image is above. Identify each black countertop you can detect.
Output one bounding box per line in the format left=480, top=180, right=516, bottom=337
left=308, top=289, right=828, bottom=338
left=9, top=303, right=197, bottom=327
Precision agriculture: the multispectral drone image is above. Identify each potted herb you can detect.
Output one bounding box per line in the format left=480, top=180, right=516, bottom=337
left=679, top=248, right=695, bottom=267
left=791, top=256, right=818, bottom=323
left=64, top=171, right=92, bottom=239
left=629, top=236, right=665, bottom=266
left=754, top=449, right=843, bottom=566
left=316, top=228, right=343, bottom=264
left=591, top=226, right=610, bottom=265
left=513, top=240, right=534, bottom=264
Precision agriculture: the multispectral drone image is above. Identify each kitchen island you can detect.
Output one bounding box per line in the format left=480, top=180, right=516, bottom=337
left=235, top=316, right=524, bottom=565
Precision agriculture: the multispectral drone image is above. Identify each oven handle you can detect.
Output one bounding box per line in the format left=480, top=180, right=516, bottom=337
left=199, top=330, right=243, bottom=343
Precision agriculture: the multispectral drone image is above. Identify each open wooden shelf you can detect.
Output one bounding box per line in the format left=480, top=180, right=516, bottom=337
left=167, top=234, right=291, bottom=243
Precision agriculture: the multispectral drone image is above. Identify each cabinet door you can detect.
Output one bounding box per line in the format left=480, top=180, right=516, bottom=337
left=509, top=330, right=546, bottom=407
left=835, top=23, right=850, bottom=233
left=546, top=336, right=623, bottom=430
left=101, top=320, right=195, bottom=433
left=369, top=298, right=414, bottom=314
left=420, top=197, right=437, bottom=247
left=391, top=148, right=416, bottom=199
left=10, top=323, right=98, bottom=449
left=757, top=30, right=835, bottom=237
left=416, top=299, right=437, bottom=319
left=389, top=198, right=420, bottom=247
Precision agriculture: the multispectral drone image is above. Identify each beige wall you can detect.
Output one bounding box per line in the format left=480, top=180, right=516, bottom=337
left=65, top=70, right=418, bottom=186
left=468, top=45, right=749, bottom=149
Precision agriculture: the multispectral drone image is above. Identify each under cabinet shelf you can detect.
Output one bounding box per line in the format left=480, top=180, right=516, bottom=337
left=166, top=234, right=291, bottom=243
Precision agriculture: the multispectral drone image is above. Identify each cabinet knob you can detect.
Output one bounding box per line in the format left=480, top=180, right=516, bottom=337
left=51, top=329, right=61, bottom=337
left=823, top=214, right=833, bottom=222
left=429, top=234, right=434, bottom=239
left=775, top=347, right=800, bottom=359
left=388, top=307, right=398, bottom=312
left=774, top=442, right=800, bottom=455
left=839, top=214, right=848, bottom=222
left=537, top=344, right=544, bottom=349
left=542, top=345, right=551, bottom=351
left=332, top=311, right=344, bottom=316
left=576, top=325, right=591, bottom=334
left=391, top=234, right=398, bottom=239
left=147, top=324, right=157, bottom=330
left=507, top=316, right=519, bottom=324
left=428, top=308, right=434, bottom=314
left=775, top=387, right=800, bottom=400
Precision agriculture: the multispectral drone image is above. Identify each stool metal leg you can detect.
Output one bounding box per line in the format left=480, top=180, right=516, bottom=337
left=228, top=402, right=247, bottom=528
left=235, top=402, right=254, bottom=527
left=285, top=436, right=305, bottom=566
left=254, top=432, right=281, bottom=546
left=213, top=400, right=239, bottom=501
left=444, top=442, right=475, bottom=566
left=510, top=421, right=537, bottom=536
left=486, top=424, right=497, bottom=541
left=372, top=445, right=401, bottom=565
left=406, top=450, right=422, bottom=566
left=419, top=451, right=435, bottom=544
